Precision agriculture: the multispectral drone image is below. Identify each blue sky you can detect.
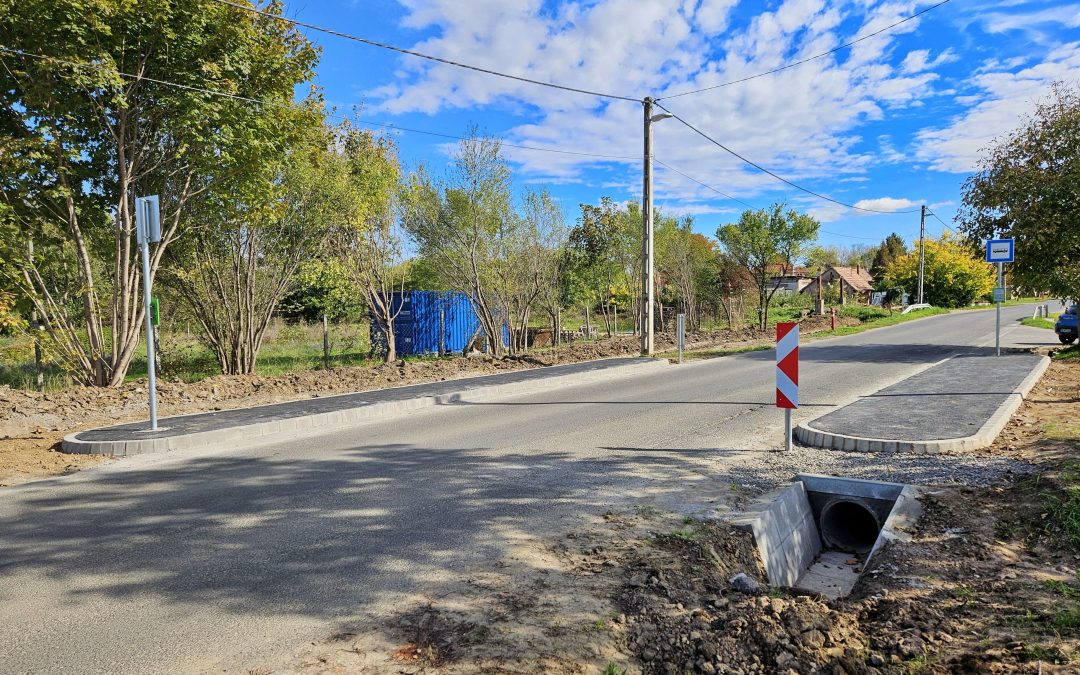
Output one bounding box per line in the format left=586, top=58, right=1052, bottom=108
left=282, top=0, right=1080, bottom=248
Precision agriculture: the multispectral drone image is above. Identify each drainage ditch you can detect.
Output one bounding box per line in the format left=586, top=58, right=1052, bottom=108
left=733, top=474, right=920, bottom=598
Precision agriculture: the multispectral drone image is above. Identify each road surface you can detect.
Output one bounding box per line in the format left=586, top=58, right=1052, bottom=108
left=0, top=304, right=1057, bottom=672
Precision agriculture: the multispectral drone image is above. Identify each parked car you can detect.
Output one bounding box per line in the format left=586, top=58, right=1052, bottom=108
left=1056, top=304, right=1078, bottom=344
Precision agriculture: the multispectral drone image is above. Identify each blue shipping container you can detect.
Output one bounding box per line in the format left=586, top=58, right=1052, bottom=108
left=371, top=291, right=483, bottom=357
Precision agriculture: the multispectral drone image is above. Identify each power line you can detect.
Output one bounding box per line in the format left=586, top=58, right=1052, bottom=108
left=653, top=158, right=753, bottom=208
left=356, top=119, right=638, bottom=160
left=210, top=0, right=639, bottom=103
left=654, top=158, right=898, bottom=241
left=0, top=46, right=636, bottom=162
left=652, top=101, right=919, bottom=214
left=926, top=209, right=953, bottom=231
left=658, top=0, right=953, bottom=100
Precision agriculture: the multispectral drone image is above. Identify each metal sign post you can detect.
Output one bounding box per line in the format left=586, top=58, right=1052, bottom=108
left=676, top=313, right=685, bottom=364
left=986, top=239, right=1015, bottom=357
left=775, top=322, right=799, bottom=451
left=135, top=195, right=162, bottom=430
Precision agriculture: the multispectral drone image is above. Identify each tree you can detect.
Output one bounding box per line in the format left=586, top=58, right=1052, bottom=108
left=401, top=133, right=518, bottom=357
left=0, top=0, right=317, bottom=385
left=331, top=125, right=405, bottom=363
left=870, top=233, right=908, bottom=281
left=279, top=259, right=364, bottom=324
left=881, top=234, right=995, bottom=308
left=716, top=203, right=820, bottom=330
left=659, top=221, right=715, bottom=331
left=166, top=106, right=335, bottom=375
left=958, top=83, right=1080, bottom=300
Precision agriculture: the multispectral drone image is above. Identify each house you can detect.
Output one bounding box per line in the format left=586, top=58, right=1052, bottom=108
left=767, top=265, right=815, bottom=293
left=802, top=265, right=875, bottom=304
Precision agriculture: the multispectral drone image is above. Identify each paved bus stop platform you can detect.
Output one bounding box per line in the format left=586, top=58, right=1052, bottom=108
left=796, top=352, right=1049, bottom=453
left=63, top=357, right=667, bottom=456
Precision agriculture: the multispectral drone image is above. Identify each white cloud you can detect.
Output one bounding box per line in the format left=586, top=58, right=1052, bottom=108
left=979, top=5, right=1080, bottom=34
left=915, top=41, right=1080, bottom=173
left=900, top=48, right=958, bottom=73
left=852, top=197, right=918, bottom=211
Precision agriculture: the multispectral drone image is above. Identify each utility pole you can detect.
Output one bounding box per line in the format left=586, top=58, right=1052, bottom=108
left=917, top=204, right=926, bottom=305
left=640, top=97, right=672, bottom=356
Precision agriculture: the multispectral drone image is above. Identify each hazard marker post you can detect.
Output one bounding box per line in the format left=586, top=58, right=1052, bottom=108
left=776, top=322, right=799, bottom=452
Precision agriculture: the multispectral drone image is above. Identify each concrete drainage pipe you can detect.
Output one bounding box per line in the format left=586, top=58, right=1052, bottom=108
left=820, top=499, right=881, bottom=554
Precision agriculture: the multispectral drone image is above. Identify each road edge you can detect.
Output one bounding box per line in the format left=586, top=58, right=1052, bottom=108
left=61, top=358, right=670, bottom=457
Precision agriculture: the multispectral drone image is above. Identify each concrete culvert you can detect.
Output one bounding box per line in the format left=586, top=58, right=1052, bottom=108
left=820, top=499, right=880, bottom=554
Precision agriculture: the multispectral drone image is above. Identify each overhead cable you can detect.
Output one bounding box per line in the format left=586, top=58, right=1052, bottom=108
left=210, top=0, right=639, bottom=102
left=0, top=46, right=636, bottom=162
left=656, top=159, right=886, bottom=240
left=658, top=0, right=953, bottom=100
left=652, top=101, right=919, bottom=215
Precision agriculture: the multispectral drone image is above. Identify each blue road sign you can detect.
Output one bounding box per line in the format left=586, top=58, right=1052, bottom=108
left=986, top=239, right=1014, bottom=263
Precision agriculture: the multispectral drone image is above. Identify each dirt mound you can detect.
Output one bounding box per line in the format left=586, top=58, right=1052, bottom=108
left=617, top=523, right=875, bottom=674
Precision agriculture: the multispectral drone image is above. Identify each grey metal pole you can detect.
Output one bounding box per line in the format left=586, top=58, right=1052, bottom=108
left=995, top=262, right=1003, bottom=356
left=917, top=205, right=926, bottom=304
left=140, top=237, right=159, bottom=430
left=641, top=97, right=655, bottom=356
left=784, top=408, right=792, bottom=452
left=677, top=313, right=684, bottom=363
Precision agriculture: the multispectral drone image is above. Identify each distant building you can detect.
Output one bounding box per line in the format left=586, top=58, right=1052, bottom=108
left=802, top=265, right=875, bottom=304
left=767, top=265, right=814, bottom=293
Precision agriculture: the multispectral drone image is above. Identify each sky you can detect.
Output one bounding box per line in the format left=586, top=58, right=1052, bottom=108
left=281, top=0, right=1080, bottom=248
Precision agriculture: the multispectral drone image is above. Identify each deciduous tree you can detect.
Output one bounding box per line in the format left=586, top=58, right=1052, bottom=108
left=958, top=83, right=1080, bottom=300
left=0, top=0, right=317, bottom=384
left=716, top=203, right=820, bottom=330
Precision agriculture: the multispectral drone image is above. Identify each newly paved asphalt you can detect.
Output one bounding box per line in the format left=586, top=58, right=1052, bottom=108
left=807, top=352, right=1046, bottom=441
left=0, top=304, right=1059, bottom=673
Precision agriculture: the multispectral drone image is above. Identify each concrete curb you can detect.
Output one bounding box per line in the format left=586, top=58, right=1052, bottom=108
left=794, top=355, right=1050, bottom=454
left=63, top=358, right=670, bottom=457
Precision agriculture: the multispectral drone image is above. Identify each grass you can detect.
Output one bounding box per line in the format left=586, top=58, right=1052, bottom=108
left=824, top=306, right=950, bottom=337
left=1043, top=462, right=1080, bottom=554
left=671, top=526, right=698, bottom=541
left=1054, top=345, right=1080, bottom=361
left=603, top=662, right=628, bottom=675
left=655, top=343, right=771, bottom=361
left=1022, top=316, right=1057, bottom=330
left=1043, top=578, right=1080, bottom=599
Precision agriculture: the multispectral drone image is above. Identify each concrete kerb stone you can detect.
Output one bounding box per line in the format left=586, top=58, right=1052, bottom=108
left=62, top=358, right=670, bottom=456
left=795, top=355, right=1049, bottom=454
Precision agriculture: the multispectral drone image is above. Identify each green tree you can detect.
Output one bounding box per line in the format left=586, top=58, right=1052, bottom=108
left=279, top=259, right=364, bottom=324
left=401, top=133, right=531, bottom=357
left=958, top=83, right=1080, bottom=300
left=331, top=124, right=405, bottom=363
left=881, top=234, right=995, bottom=308
left=870, top=233, right=909, bottom=281
left=166, top=106, right=335, bottom=375
left=716, top=203, right=820, bottom=330
left=0, top=0, right=318, bottom=384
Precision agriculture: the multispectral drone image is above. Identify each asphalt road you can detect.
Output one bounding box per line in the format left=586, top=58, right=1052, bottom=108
left=0, top=304, right=1059, bottom=673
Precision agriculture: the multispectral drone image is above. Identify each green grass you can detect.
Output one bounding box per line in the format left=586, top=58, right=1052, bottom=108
left=1022, top=316, right=1057, bottom=330
left=823, top=306, right=950, bottom=337
left=1054, top=346, right=1080, bottom=361
left=656, top=343, right=771, bottom=361
left=1043, top=462, right=1080, bottom=554
left=603, top=662, right=628, bottom=675
left=1050, top=606, right=1080, bottom=632
left=1043, top=579, right=1080, bottom=599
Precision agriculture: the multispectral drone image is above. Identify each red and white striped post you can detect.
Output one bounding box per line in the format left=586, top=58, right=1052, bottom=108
left=776, top=322, right=799, bottom=451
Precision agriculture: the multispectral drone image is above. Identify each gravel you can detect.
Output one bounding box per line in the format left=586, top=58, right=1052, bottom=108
left=721, top=446, right=1037, bottom=495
